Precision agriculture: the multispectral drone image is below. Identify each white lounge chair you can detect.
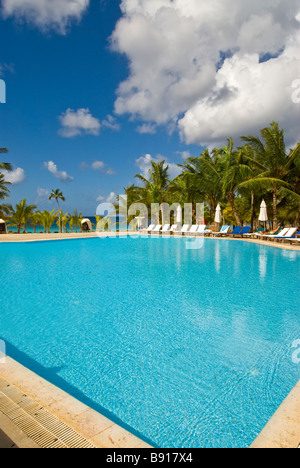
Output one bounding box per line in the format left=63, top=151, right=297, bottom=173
left=170, top=224, right=179, bottom=233
left=261, top=228, right=289, bottom=239
left=178, top=224, right=191, bottom=235
left=152, top=225, right=162, bottom=233
left=196, top=225, right=207, bottom=235
left=161, top=224, right=171, bottom=234
left=147, top=224, right=155, bottom=233
left=215, top=225, right=230, bottom=236
left=275, top=227, right=298, bottom=241
left=187, top=225, right=199, bottom=236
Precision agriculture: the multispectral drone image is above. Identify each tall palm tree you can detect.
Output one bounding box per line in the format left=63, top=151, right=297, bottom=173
left=49, top=189, right=65, bottom=233
left=8, top=199, right=37, bottom=234
left=241, top=122, right=300, bottom=229
left=179, top=148, right=224, bottom=217
left=215, top=138, right=255, bottom=226
left=133, top=161, right=170, bottom=223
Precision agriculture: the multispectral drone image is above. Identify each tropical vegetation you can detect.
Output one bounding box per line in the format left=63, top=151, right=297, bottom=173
left=0, top=122, right=299, bottom=233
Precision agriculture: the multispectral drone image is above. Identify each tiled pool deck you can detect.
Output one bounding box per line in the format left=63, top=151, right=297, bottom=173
left=0, top=356, right=151, bottom=449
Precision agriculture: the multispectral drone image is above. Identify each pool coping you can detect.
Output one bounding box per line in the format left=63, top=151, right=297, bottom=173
left=0, top=355, right=152, bottom=449
left=0, top=355, right=299, bottom=449
left=0, top=231, right=299, bottom=251
left=251, top=381, right=300, bottom=449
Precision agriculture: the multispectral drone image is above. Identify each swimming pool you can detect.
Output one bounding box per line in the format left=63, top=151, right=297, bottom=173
left=0, top=237, right=299, bottom=448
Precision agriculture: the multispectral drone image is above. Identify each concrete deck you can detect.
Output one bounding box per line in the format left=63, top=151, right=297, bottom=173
left=0, top=231, right=299, bottom=251
left=0, top=356, right=151, bottom=449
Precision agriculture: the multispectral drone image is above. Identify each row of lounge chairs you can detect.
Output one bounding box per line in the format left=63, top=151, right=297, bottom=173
left=143, top=224, right=300, bottom=244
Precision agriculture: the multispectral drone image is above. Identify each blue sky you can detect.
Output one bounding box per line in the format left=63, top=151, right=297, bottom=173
left=0, top=0, right=201, bottom=214
left=0, top=0, right=299, bottom=214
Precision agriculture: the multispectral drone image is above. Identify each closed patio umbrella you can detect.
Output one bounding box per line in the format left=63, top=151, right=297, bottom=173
left=214, top=204, right=222, bottom=225
left=259, top=200, right=268, bottom=231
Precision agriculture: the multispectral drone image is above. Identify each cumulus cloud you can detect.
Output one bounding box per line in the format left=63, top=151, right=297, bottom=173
left=112, top=0, right=300, bottom=146
left=2, top=0, right=89, bottom=34
left=80, top=160, right=116, bottom=175
left=96, top=192, right=117, bottom=203
left=58, top=108, right=101, bottom=138
left=1, top=167, right=25, bottom=184
left=44, top=161, right=74, bottom=182
left=101, top=115, right=120, bottom=131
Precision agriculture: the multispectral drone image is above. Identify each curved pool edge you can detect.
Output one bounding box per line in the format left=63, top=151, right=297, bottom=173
left=251, top=381, right=300, bottom=449
left=0, top=355, right=152, bottom=449
left=0, top=231, right=299, bottom=252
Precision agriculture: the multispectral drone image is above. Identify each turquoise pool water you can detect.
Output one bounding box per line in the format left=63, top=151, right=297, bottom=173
left=0, top=237, right=299, bottom=448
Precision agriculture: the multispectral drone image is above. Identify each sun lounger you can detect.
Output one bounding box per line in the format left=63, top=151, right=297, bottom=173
left=152, top=225, right=162, bottom=233
left=170, top=225, right=179, bottom=233
left=215, top=225, right=230, bottom=236
left=179, top=224, right=191, bottom=235
left=147, top=224, right=155, bottom=232
left=161, top=224, right=171, bottom=233
left=261, top=228, right=289, bottom=239
left=243, top=228, right=265, bottom=237
left=236, top=226, right=251, bottom=237
left=275, top=227, right=298, bottom=241
left=225, top=227, right=243, bottom=236
left=186, top=225, right=199, bottom=236
left=196, top=225, right=207, bottom=235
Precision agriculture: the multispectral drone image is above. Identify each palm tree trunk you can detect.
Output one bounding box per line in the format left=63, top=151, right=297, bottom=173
left=272, top=188, right=278, bottom=229
left=56, top=201, right=61, bottom=233
left=228, top=192, right=242, bottom=226
left=250, top=191, right=255, bottom=233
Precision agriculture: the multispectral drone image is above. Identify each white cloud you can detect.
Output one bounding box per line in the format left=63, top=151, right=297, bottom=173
left=112, top=0, right=300, bottom=146
left=2, top=0, right=89, bottom=34
left=101, top=115, right=120, bottom=131
left=58, top=108, right=101, bottom=138
left=136, top=153, right=181, bottom=180
left=36, top=187, right=50, bottom=199
left=136, top=123, right=157, bottom=135
left=91, top=161, right=105, bottom=170
left=2, top=167, right=25, bottom=184
left=80, top=160, right=116, bottom=175
left=97, top=192, right=117, bottom=203
left=44, top=161, right=74, bottom=182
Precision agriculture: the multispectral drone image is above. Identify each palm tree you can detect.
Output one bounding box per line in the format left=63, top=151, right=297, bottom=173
left=8, top=199, right=37, bottom=233
left=179, top=149, right=224, bottom=221
left=0, top=148, right=12, bottom=172
left=38, top=210, right=60, bottom=233
left=56, top=211, right=70, bottom=233
left=70, top=208, right=82, bottom=233
left=214, top=138, right=255, bottom=226
left=241, top=122, right=300, bottom=229
left=0, top=173, right=11, bottom=202
left=133, top=161, right=170, bottom=224
left=29, top=212, right=42, bottom=234
left=49, top=189, right=65, bottom=233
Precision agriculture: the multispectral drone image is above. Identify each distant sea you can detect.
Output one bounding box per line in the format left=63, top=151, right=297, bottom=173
left=6, top=216, right=133, bottom=234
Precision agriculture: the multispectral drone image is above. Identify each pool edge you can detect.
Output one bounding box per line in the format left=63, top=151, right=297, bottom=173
left=251, top=381, right=300, bottom=449
left=0, top=355, right=152, bottom=449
